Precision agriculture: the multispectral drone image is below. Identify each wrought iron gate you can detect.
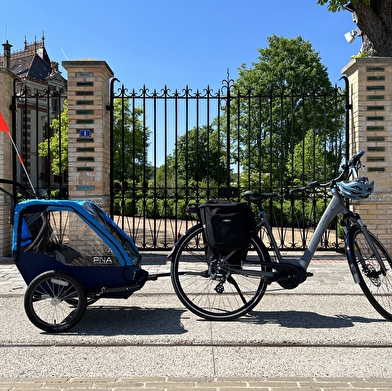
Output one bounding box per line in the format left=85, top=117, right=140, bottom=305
left=109, top=77, right=349, bottom=251
left=11, top=79, right=67, bottom=198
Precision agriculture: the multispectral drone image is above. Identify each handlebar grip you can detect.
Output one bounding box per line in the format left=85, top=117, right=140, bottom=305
left=288, top=187, right=306, bottom=196
left=288, top=180, right=320, bottom=196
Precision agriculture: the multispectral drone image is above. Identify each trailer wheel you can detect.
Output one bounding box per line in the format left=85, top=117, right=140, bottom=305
left=24, top=271, right=87, bottom=332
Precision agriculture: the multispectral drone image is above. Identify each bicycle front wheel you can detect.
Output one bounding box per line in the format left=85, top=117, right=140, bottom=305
left=350, top=228, right=392, bottom=320
left=24, top=271, right=87, bottom=332
left=171, top=224, right=270, bottom=320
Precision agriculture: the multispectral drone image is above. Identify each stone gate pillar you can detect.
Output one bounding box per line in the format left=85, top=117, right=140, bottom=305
left=0, top=67, right=17, bottom=256
left=62, top=60, right=114, bottom=212
left=342, top=58, right=392, bottom=252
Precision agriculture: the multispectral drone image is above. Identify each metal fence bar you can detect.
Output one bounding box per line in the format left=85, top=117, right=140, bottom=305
left=109, top=80, right=348, bottom=251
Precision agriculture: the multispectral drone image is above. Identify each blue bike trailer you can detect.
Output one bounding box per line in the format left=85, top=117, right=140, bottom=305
left=12, top=199, right=148, bottom=297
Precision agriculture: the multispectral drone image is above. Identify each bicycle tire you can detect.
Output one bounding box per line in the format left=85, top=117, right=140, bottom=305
left=350, top=228, right=392, bottom=321
left=170, top=224, right=270, bottom=320
left=24, top=271, right=87, bottom=332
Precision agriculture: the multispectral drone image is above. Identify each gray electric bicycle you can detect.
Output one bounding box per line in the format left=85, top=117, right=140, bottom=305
left=170, top=150, right=392, bottom=321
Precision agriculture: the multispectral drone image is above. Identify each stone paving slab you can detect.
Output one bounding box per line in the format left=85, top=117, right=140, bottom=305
left=0, top=377, right=392, bottom=390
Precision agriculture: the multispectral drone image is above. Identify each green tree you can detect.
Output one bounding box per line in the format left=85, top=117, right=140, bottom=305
left=176, top=124, right=227, bottom=183
left=317, top=0, right=392, bottom=57
left=38, top=100, right=68, bottom=176
left=155, top=123, right=228, bottom=199
left=286, top=129, right=337, bottom=186
left=233, top=35, right=344, bottom=189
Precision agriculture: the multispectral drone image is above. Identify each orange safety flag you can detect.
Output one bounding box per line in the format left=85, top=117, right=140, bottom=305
left=0, top=112, right=36, bottom=195
left=0, top=112, right=11, bottom=136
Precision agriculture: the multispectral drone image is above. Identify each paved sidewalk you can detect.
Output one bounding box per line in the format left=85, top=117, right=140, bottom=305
left=0, top=376, right=392, bottom=390
left=1, top=252, right=392, bottom=390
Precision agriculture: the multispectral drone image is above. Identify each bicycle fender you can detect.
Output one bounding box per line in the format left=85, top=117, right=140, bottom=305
left=167, top=245, right=178, bottom=259
left=345, top=228, right=361, bottom=284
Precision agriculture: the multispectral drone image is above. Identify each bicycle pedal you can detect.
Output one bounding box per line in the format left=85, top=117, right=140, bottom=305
left=306, top=272, right=314, bottom=277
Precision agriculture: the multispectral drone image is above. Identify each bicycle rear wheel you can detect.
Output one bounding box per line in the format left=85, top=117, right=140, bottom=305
left=170, top=224, right=270, bottom=320
left=350, top=228, right=392, bottom=320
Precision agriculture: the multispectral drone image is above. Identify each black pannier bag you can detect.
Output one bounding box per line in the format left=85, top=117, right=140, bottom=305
left=199, top=199, right=256, bottom=252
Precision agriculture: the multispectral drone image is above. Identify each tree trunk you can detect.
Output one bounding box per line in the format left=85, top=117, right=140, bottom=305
left=360, top=35, right=377, bottom=56
left=352, top=0, right=392, bottom=57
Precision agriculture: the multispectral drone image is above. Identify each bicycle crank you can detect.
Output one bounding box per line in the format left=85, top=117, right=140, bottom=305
left=277, top=264, right=309, bottom=289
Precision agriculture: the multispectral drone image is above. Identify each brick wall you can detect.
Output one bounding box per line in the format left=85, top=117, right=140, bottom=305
left=62, top=60, right=114, bottom=212
left=0, top=68, right=16, bottom=256
left=343, top=57, right=392, bottom=252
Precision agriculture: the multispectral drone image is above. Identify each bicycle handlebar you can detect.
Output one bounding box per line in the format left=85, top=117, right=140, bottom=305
left=288, top=150, right=365, bottom=196
left=288, top=180, right=320, bottom=195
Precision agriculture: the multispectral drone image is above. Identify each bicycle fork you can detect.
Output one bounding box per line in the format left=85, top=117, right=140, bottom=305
left=344, top=212, right=387, bottom=283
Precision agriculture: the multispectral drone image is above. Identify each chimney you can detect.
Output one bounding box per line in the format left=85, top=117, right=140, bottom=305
left=2, top=40, right=12, bottom=69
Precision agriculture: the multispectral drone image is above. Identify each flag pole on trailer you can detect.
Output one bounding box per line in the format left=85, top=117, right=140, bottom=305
left=0, top=112, right=37, bottom=196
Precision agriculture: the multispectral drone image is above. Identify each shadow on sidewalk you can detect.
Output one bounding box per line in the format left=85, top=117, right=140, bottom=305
left=67, top=306, right=187, bottom=336
left=246, top=309, right=384, bottom=328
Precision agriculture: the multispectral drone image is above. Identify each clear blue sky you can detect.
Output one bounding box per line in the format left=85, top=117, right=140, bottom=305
left=1, top=0, right=361, bottom=92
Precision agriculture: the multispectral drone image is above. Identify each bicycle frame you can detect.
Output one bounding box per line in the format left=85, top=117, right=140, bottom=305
left=218, top=189, right=350, bottom=288
left=260, top=187, right=349, bottom=270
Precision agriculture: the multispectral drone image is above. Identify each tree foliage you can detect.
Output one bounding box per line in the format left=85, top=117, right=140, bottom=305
left=112, top=98, right=151, bottom=183
left=286, top=129, right=337, bottom=186
left=317, top=0, right=370, bottom=11
left=38, top=100, right=68, bottom=177
left=237, top=35, right=331, bottom=90
left=155, top=122, right=228, bottom=198
left=175, top=123, right=227, bottom=183
left=161, top=35, right=345, bottom=195
left=317, top=0, right=392, bottom=57
left=233, top=35, right=344, bottom=189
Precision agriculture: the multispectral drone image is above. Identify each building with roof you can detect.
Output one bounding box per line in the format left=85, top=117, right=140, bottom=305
left=1, top=35, right=65, bottom=85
